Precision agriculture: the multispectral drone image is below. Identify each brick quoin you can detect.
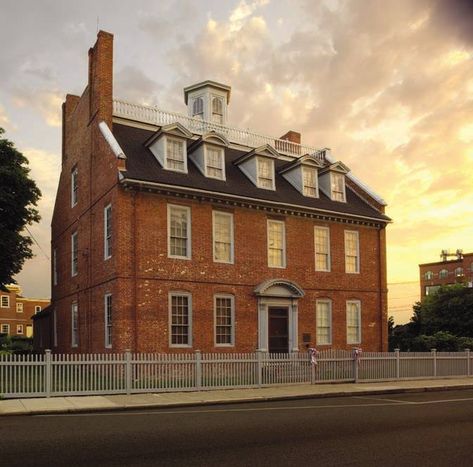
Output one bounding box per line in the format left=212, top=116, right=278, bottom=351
left=41, top=31, right=390, bottom=354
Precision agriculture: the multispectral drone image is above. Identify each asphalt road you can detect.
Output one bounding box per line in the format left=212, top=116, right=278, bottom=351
left=3, top=389, right=473, bottom=467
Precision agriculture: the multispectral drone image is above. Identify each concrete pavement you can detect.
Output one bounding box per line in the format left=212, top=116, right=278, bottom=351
left=2, top=377, right=473, bottom=416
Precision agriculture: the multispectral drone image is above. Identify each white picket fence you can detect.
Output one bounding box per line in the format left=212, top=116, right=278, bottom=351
left=0, top=349, right=471, bottom=399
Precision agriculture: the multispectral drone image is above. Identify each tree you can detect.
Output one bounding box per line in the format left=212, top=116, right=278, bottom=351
left=0, top=127, right=41, bottom=290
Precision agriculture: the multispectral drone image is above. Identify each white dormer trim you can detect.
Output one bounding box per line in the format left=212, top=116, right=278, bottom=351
left=318, top=161, right=350, bottom=203
left=279, top=154, right=323, bottom=198
left=188, top=132, right=228, bottom=180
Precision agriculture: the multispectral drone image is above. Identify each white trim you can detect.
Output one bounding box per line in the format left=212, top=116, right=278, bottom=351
left=256, top=157, right=276, bottom=190
left=104, top=204, right=112, bottom=260
left=16, top=324, right=24, bottom=335
left=104, top=293, right=112, bottom=349
left=71, top=231, right=78, bottom=277
left=330, top=172, right=346, bottom=203
left=214, top=294, right=235, bottom=347
left=71, top=302, right=78, bottom=348
left=1, top=295, right=10, bottom=308
left=302, top=166, right=318, bottom=198
left=34, top=305, right=42, bottom=313
left=344, top=230, right=360, bottom=274
left=167, top=204, right=192, bottom=260
left=212, top=211, right=234, bottom=264
left=16, top=302, right=23, bottom=313
left=314, top=226, right=331, bottom=272
left=168, top=292, right=192, bottom=348
left=1, top=324, right=10, bottom=334
left=316, top=299, right=332, bottom=345
left=71, top=166, right=78, bottom=208
left=98, top=121, right=126, bottom=159
left=267, top=219, right=286, bottom=269
left=165, top=136, right=188, bottom=173
left=346, top=300, right=362, bottom=345
left=204, top=144, right=226, bottom=180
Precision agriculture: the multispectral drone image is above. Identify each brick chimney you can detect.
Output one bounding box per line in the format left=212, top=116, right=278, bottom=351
left=279, top=130, right=301, bottom=145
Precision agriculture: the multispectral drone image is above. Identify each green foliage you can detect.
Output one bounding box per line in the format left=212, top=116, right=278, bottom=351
left=0, top=333, right=33, bottom=354
left=0, top=127, right=41, bottom=290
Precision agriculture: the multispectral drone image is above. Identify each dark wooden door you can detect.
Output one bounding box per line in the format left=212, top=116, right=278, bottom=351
left=268, top=307, right=289, bottom=353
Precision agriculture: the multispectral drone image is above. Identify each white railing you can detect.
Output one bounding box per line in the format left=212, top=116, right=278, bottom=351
left=113, top=99, right=326, bottom=161
left=1, top=349, right=471, bottom=399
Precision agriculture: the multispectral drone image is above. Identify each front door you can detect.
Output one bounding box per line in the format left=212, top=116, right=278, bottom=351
left=268, top=307, right=289, bottom=353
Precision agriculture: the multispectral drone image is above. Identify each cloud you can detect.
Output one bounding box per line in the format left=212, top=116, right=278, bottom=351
left=12, top=89, right=63, bottom=127
left=115, top=66, right=162, bottom=105
left=0, top=104, right=13, bottom=130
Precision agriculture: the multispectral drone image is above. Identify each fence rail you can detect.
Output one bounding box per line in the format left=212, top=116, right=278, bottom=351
left=0, top=349, right=471, bottom=399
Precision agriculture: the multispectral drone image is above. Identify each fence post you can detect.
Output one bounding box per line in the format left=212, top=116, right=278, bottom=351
left=395, top=348, right=400, bottom=380
left=466, top=349, right=471, bottom=377
left=256, top=350, right=263, bottom=388
left=45, top=349, right=52, bottom=398
left=125, top=350, right=132, bottom=395
left=195, top=350, right=202, bottom=391
left=353, top=353, right=359, bottom=383
left=432, top=348, right=437, bottom=377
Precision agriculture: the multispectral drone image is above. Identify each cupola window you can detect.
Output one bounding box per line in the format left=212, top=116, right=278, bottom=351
left=212, top=97, right=223, bottom=124
left=193, top=97, right=203, bottom=118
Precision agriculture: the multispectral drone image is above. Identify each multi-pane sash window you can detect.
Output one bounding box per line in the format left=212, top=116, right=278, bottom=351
left=104, top=293, right=112, bottom=348
left=166, top=137, right=185, bottom=171
left=331, top=172, right=345, bottom=202
left=345, top=230, right=360, bottom=273
left=71, top=302, right=79, bottom=348
left=1, top=324, right=10, bottom=334
left=213, top=211, right=233, bottom=263
left=53, top=248, right=57, bottom=285
left=104, top=204, right=112, bottom=259
left=346, top=301, right=361, bottom=344
left=316, top=300, right=332, bottom=345
left=268, top=220, right=286, bottom=268
left=170, top=294, right=191, bottom=346
left=1, top=295, right=9, bottom=308
left=16, top=303, right=23, bottom=313
left=215, top=295, right=234, bottom=346
left=17, top=325, right=23, bottom=335
left=303, top=167, right=318, bottom=197
left=206, top=147, right=224, bottom=179
left=71, top=166, right=78, bottom=207
left=168, top=205, right=191, bottom=259
left=71, top=231, right=78, bottom=276
left=257, top=157, right=274, bottom=189
left=314, top=227, right=330, bottom=271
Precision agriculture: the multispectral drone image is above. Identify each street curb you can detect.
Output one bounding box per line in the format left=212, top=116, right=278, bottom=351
left=3, top=382, right=473, bottom=417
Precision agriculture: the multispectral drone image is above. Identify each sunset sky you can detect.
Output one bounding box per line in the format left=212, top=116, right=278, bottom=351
left=1, top=0, right=472, bottom=323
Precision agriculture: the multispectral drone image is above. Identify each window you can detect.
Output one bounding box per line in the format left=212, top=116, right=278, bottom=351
left=257, top=157, right=274, bottom=190
left=425, top=285, right=440, bottom=296
left=424, top=271, right=434, bottom=280
left=303, top=167, right=318, bottom=197
left=71, top=232, right=78, bottom=276
left=215, top=295, right=234, bottom=346
left=104, top=293, right=112, bottom=349
left=206, top=146, right=225, bottom=179
left=35, top=305, right=42, bottom=313
left=331, top=172, right=345, bottom=202
left=104, top=204, right=112, bottom=259
left=212, top=97, right=223, bottom=123
left=213, top=211, right=234, bottom=263
left=169, top=293, right=192, bottom=347
left=345, top=230, right=360, bottom=273
left=71, top=302, right=78, bottom=348
left=16, top=325, right=23, bottom=335
left=346, top=300, right=361, bottom=344
left=192, top=97, right=203, bottom=117
left=314, top=227, right=330, bottom=271
left=53, top=248, right=58, bottom=286
left=166, top=137, right=186, bottom=172
left=267, top=220, right=286, bottom=268
left=1, top=324, right=10, bottom=335
left=168, top=205, right=191, bottom=259
left=455, top=267, right=464, bottom=277
left=1, top=295, right=10, bottom=308
left=439, top=269, right=448, bottom=279
left=71, top=166, right=78, bottom=207
left=316, top=300, right=332, bottom=345
left=16, top=302, right=23, bottom=313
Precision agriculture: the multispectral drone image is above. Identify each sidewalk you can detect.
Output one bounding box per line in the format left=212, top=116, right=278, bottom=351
left=2, top=377, right=473, bottom=416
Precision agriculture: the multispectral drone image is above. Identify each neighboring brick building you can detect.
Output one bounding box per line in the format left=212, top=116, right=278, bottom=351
left=0, top=284, right=50, bottom=338
left=37, top=31, right=390, bottom=354
left=419, top=250, right=473, bottom=298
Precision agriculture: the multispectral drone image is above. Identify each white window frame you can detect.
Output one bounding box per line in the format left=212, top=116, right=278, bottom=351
left=71, top=231, right=78, bottom=277
left=267, top=219, right=286, bottom=268
left=346, top=300, right=361, bottom=345
left=16, top=302, right=23, bottom=313
left=316, top=300, right=332, bottom=345
left=1, top=324, right=10, bottom=335
left=104, top=204, right=112, bottom=260
left=214, top=294, right=235, bottom=347
left=257, top=157, right=275, bottom=190
left=302, top=166, right=318, bottom=198
left=169, top=292, right=192, bottom=348
left=1, top=295, right=10, bottom=308
left=16, top=324, right=23, bottom=335
left=212, top=211, right=234, bottom=264
left=167, top=204, right=191, bottom=260
left=71, top=166, right=78, bottom=207
left=344, top=230, right=360, bottom=274
left=71, top=302, right=78, bottom=348
left=165, top=136, right=187, bottom=173
left=53, top=248, right=58, bottom=286
left=104, top=293, right=112, bottom=349
left=192, top=96, right=204, bottom=117
left=424, top=271, right=434, bottom=280
left=314, top=226, right=331, bottom=272
left=204, top=145, right=226, bottom=180
left=330, top=172, right=346, bottom=202
left=35, top=305, right=42, bottom=313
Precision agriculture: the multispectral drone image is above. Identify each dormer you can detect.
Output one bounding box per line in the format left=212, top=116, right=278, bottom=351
left=278, top=154, right=324, bottom=198
left=145, top=122, right=193, bottom=173
left=184, top=81, right=231, bottom=125
left=318, top=161, right=350, bottom=202
left=234, top=144, right=279, bottom=191
left=188, top=131, right=229, bottom=180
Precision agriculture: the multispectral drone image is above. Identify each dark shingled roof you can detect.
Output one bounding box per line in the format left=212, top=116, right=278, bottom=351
left=113, top=123, right=390, bottom=222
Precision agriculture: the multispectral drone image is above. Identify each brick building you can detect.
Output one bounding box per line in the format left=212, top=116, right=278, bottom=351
left=0, top=284, right=49, bottom=338
left=419, top=250, right=473, bottom=298
left=36, top=31, right=390, bottom=354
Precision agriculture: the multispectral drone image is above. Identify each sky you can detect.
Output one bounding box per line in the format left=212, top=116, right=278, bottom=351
left=0, top=0, right=472, bottom=323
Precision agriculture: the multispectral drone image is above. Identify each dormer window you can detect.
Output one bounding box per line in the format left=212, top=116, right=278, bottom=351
left=303, top=166, right=318, bottom=197
left=192, top=97, right=203, bottom=118
left=206, top=146, right=225, bottom=179
left=257, top=157, right=274, bottom=190
left=331, top=172, right=346, bottom=202
left=318, top=162, right=349, bottom=202
left=212, top=97, right=223, bottom=124
left=279, top=154, right=322, bottom=198
left=166, top=137, right=186, bottom=172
